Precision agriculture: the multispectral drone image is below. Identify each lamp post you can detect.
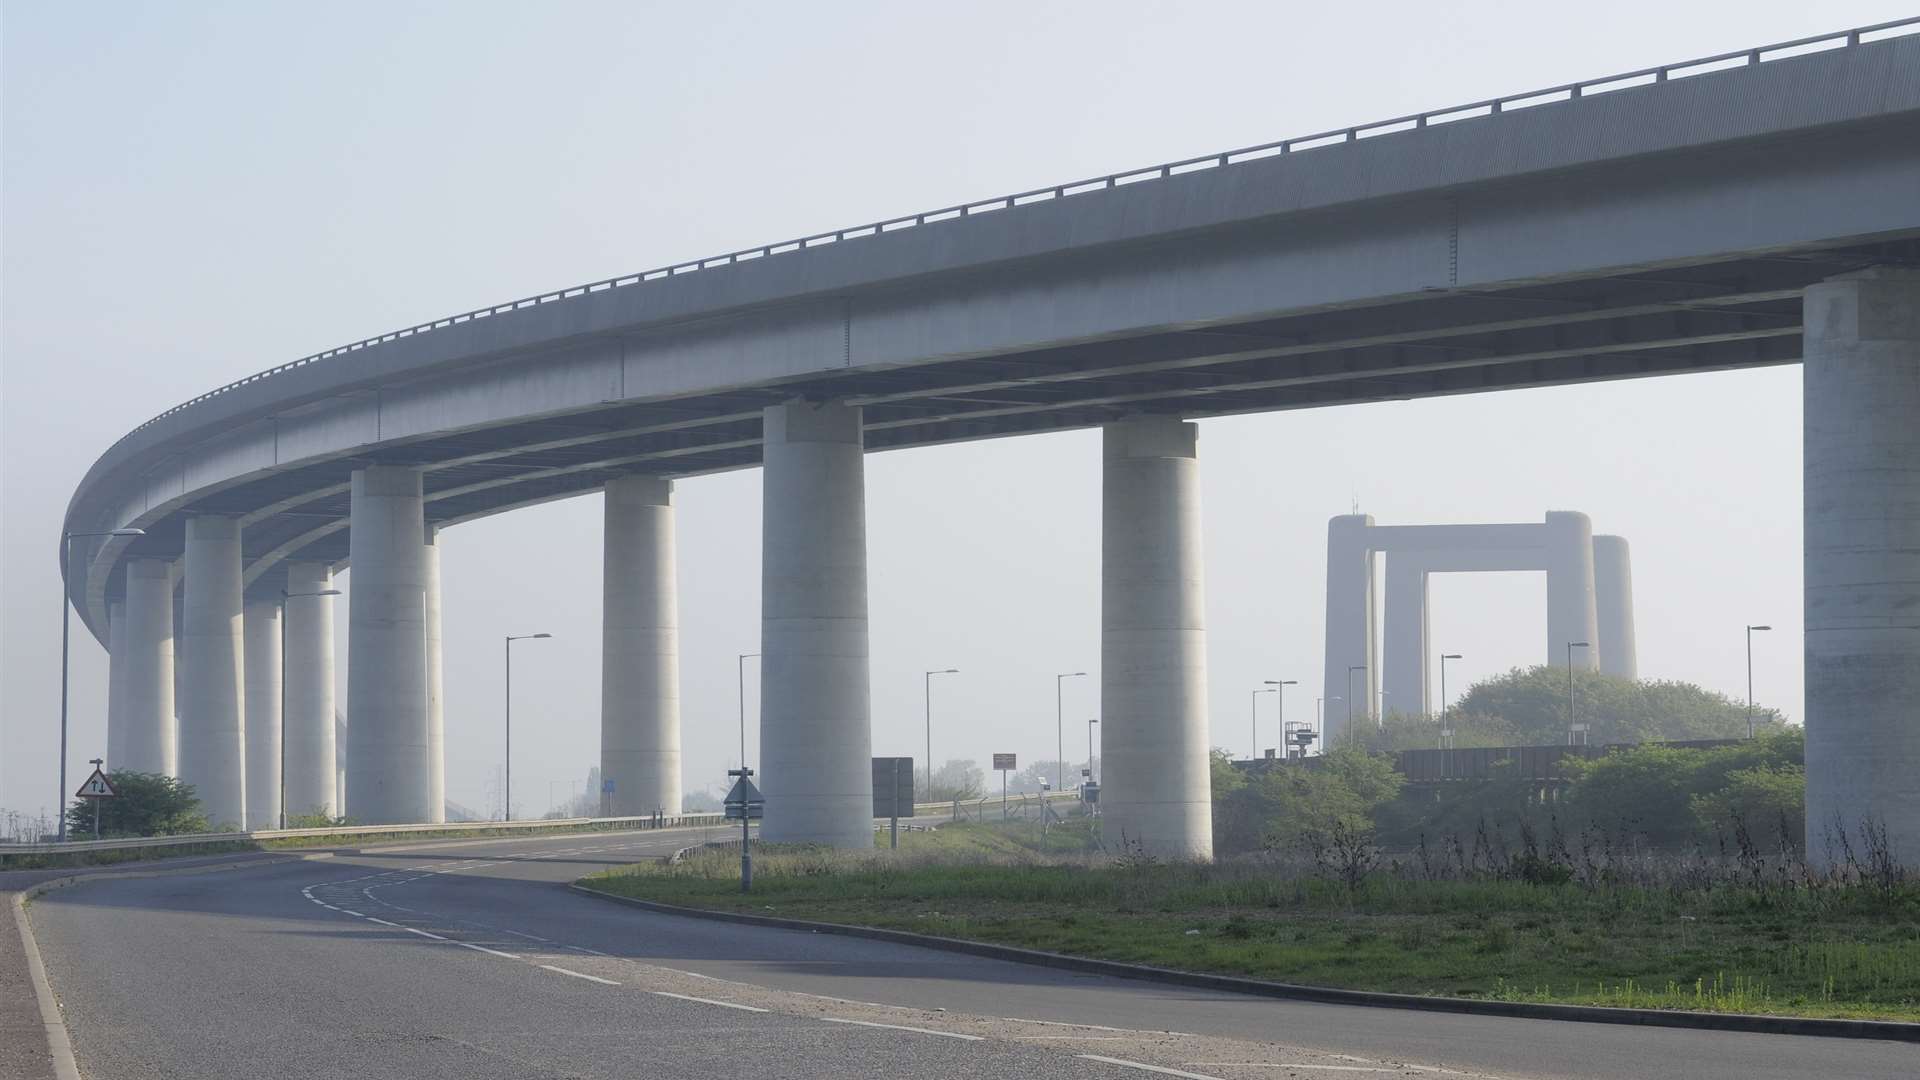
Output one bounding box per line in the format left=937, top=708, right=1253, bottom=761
left=1250, top=687, right=1276, bottom=758
left=504, top=632, right=552, bottom=821
left=279, top=586, right=341, bottom=828
left=1566, top=640, right=1590, bottom=737
left=1346, top=665, right=1366, bottom=744
left=923, top=668, right=959, bottom=800
left=1436, top=653, right=1459, bottom=718
left=737, top=653, right=759, bottom=767
left=1264, top=680, right=1296, bottom=759
left=1055, top=672, right=1087, bottom=794
left=1745, top=625, right=1772, bottom=738
left=56, top=527, right=145, bottom=842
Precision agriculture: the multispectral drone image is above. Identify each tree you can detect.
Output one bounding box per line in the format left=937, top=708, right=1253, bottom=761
left=1564, top=729, right=1803, bottom=846
left=1691, top=765, right=1806, bottom=848
left=929, top=758, right=986, bottom=801
left=1212, top=748, right=1402, bottom=854
left=65, top=771, right=208, bottom=838
left=1446, top=666, right=1784, bottom=745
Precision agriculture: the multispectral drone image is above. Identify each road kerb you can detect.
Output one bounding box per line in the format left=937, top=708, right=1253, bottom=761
left=568, top=883, right=1920, bottom=1044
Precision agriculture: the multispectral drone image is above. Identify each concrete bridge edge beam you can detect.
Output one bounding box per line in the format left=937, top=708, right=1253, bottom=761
left=345, top=465, right=432, bottom=826
left=759, top=400, right=873, bottom=847
left=601, top=474, right=681, bottom=819
left=180, top=516, right=248, bottom=830
left=1804, top=266, right=1920, bottom=865
left=1102, top=416, right=1212, bottom=861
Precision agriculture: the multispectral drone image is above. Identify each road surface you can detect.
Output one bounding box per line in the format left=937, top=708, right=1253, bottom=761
left=25, top=828, right=1915, bottom=1079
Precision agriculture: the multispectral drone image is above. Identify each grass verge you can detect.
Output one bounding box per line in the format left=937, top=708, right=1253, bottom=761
left=584, top=821, right=1920, bottom=1022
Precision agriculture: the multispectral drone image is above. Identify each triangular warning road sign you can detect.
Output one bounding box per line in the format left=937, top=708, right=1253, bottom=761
left=723, top=776, right=763, bottom=806
left=76, top=768, right=118, bottom=799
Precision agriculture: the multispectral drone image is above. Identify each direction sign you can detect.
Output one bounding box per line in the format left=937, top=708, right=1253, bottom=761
left=992, top=753, right=1016, bottom=771
left=872, top=757, right=914, bottom=818
left=75, top=768, right=117, bottom=799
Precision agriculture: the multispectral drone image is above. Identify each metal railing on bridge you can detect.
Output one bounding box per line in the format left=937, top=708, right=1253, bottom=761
left=101, top=16, right=1920, bottom=459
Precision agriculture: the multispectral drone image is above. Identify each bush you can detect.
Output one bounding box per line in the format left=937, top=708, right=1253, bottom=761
left=64, top=771, right=208, bottom=838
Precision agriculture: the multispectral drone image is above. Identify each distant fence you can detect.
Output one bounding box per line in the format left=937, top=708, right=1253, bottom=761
left=1237, top=739, right=1748, bottom=785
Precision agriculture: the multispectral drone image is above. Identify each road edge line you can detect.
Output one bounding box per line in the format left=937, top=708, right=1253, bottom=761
left=567, top=883, right=1920, bottom=1044
left=11, top=888, right=80, bottom=1080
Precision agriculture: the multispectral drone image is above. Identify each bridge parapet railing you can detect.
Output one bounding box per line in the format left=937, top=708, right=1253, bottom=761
left=101, top=16, right=1920, bottom=459
left=0, top=812, right=728, bottom=858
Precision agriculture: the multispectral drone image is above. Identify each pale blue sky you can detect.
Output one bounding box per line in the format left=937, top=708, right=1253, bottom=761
left=7, top=0, right=1906, bottom=820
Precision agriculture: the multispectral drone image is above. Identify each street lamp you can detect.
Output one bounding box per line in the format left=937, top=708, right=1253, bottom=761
left=1745, top=625, right=1773, bottom=738
left=279, top=586, right=341, bottom=828
left=1055, top=672, right=1087, bottom=794
left=504, top=632, right=553, bottom=821
left=737, top=653, right=760, bottom=767
left=1087, top=717, right=1099, bottom=786
left=1566, top=641, right=1590, bottom=736
left=923, top=668, right=959, bottom=800
left=1250, top=687, right=1276, bottom=758
left=1439, top=653, right=1462, bottom=721
left=1264, top=680, right=1297, bottom=760
left=57, top=527, right=145, bottom=842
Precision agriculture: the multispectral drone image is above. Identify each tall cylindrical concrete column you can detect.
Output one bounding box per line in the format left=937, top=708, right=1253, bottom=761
left=1544, top=511, right=1600, bottom=672
left=1804, top=267, right=1920, bottom=863
left=1382, top=554, right=1430, bottom=717
left=1593, top=535, right=1638, bottom=681
left=121, top=558, right=176, bottom=776
left=1102, top=417, right=1212, bottom=860
left=347, top=465, right=432, bottom=825
left=180, top=517, right=247, bottom=829
left=602, top=475, right=681, bottom=818
left=760, top=400, right=872, bottom=847
left=1321, top=513, right=1376, bottom=750
left=106, top=600, right=127, bottom=768
left=243, top=601, right=282, bottom=829
left=284, top=562, right=337, bottom=819
left=424, top=526, right=446, bottom=824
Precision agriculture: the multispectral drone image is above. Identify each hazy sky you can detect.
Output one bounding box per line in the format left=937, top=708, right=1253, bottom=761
left=7, top=0, right=1905, bottom=822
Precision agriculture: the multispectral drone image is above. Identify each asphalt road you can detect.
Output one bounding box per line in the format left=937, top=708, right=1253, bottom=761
left=24, top=828, right=1917, bottom=1080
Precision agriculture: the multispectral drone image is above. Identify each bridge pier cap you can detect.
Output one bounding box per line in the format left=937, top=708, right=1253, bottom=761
left=1804, top=266, right=1920, bottom=867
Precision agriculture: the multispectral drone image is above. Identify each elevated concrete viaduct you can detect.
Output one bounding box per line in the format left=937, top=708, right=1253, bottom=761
left=57, top=20, right=1920, bottom=857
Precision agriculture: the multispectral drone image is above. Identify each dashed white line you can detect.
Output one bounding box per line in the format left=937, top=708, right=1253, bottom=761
left=565, top=944, right=613, bottom=957
left=451, top=941, right=520, bottom=960
left=651, top=991, right=768, bottom=1013
left=1077, top=1056, right=1225, bottom=1079
left=540, top=964, right=621, bottom=986
left=822, top=1017, right=983, bottom=1040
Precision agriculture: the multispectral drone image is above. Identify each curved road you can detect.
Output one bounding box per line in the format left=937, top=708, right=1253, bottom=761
left=25, top=829, right=1914, bottom=1079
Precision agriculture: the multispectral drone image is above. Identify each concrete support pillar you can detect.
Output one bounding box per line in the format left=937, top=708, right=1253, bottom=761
left=106, top=600, right=127, bottom=768
left=759, top=400, right=871, bottom=846
left=1382, top=555, right=1430, bottom=717
left=424, top=527, right=446, bottom=824
left=602, top=475, right=680, bottom=818
left=121, top=558, right=176, bottom=776
left=180, top=517, right=247, bottom=829
left=1544, top=511, right=1600, bottom=671
left=284, top=562, right=337, bottom=819
left=1804, top=267, right=1920, bottom=863
left=346, top=465, right=431, bottom=825
left=1322, top=514, right=1376, bottom=749
left=243, top=602, right=282, bottom=829
left=1102, top=416, right=1212, bottom=860
left=1593, top=535, right=1638, bottom=681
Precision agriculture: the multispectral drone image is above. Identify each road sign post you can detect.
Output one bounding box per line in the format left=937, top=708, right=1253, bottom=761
left=724, top=767, right=763, bottom=892
left=992, top=753, right=1015, bottom=819
left=76, top=759, right=117, bottom=840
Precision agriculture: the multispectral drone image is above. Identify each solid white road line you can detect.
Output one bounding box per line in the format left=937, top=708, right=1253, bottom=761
left=650, top=991, right=769, bottom=1013
left=822, top=1017, right=984, bottom=1040
left=539, top=964, right=621, bottom=986
left=1077, top=1056, right=1226, bottom=1079
left=452, top=941, right=520, bottom=960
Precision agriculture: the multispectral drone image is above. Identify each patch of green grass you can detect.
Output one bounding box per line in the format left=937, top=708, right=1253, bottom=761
left=583, top=822, right=1920, bottom=1022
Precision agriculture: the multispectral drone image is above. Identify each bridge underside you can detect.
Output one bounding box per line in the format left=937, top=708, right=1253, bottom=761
left=107, top=234, right=1916, bottom=601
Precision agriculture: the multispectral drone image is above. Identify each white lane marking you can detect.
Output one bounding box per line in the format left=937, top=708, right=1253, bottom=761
left=565, top=944, right=613, bottom=957
left=1076, top=1057, right=1225, bottom=1079
left=452, top=941, right=520, bottom=960
left=540, top=964, right=621, bottom=986
left=365, top=917, right=400, bottom=927
left=822, top=1017, right=983, bottom=1041
left=659, top=967, right=718, bottom=980
left=500, top=929, right=551, bottom=942
left=1182, top=1067, right=1460, bottom=1076
left=1007, top=1035, right=1128, bottom=1040
left=403, top=927, right=447, bottom=941
left=1005, top=1017, right=1186, bottom=1035
left=339, top=909, right=364, bottom=917
left=651, top=991, right=769, bottom=1013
